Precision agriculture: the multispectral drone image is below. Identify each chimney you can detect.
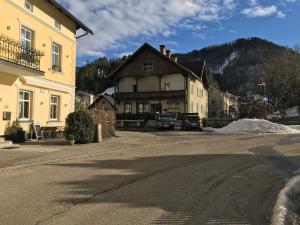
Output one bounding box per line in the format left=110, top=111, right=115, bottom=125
left=171, top=56, right=178, bottom=63
left=159, top=45, right=166, bottom=55
left=166, top=50, right=171, bottom=58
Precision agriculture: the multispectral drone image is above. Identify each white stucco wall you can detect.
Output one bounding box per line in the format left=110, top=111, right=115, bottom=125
left=188, top=79, right=208, bottom=118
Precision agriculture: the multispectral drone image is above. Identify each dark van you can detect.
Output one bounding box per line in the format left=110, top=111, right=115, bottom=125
left=182, top=114, right=203, bottom=131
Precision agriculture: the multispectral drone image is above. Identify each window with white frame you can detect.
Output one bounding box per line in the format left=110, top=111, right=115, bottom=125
left=124, top=103, right=132, bottom=114
left=52, top=42, right=62, bottom=71
left=21, top=27, right=33, bottom=50
left=138, top=103, right=149, bottom=113
left=54, top=21, right=61, bottom=30
left=164, top=83, right=170, bottom=91
left=24, top=1, right=33, bottom=12
left=142, top=63, right=154, bottom=73
left=50, top=95, right=59, bottom=120
left=167, top=102, right=180, bottom=112
left=19, top=90, right=31, bottom=120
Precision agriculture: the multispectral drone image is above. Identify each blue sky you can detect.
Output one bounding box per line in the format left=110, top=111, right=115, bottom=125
left=58, top=0, right=300, bottom=66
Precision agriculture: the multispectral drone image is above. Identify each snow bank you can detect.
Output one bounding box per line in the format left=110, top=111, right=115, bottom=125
left=271, top=175, right=300, bottom=225
left=217, top=119, right=300, bottom=134
left=289, top=125, right=300, bottom=131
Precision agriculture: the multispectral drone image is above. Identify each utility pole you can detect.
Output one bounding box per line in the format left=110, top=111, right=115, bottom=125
left=258, top=77, right=267, bottom=120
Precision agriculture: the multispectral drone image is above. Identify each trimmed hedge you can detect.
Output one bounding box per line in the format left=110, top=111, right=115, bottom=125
left=65, top=111, right=94, bottom=144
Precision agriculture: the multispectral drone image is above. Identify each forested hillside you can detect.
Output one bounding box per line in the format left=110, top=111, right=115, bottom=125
left=177, top=37, right=300, bottom=95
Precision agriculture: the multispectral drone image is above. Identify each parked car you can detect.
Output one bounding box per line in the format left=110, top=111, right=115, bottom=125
left=156, top=116, right=175, bottom=130
left=182, top=114, right=203, bottom=131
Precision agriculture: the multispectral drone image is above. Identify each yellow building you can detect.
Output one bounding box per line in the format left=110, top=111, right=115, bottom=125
left=0, top=0, right=92, bottom=136
left=208, top=87, right=239, bottom=118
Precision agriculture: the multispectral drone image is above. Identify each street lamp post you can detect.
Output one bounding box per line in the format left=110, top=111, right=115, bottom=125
left=258, top=78, right=267, bottom=120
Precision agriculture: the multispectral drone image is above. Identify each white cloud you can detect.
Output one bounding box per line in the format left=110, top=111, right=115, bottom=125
left=242, top=0, right=289, bottom=18
left=276, top=11, right=286, bottom=18
left=242, top=5, right=278, bottom=17
left=58, top=0, right=237, bottom=57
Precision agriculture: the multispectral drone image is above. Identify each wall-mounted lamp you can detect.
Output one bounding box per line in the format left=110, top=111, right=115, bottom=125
left=64, top=104, right=68, bottom=107
left=40, top=101, right=45, bottom=105
left=66, top=55, right=70, bottom=59
left=0, top=97, right=3, bottom=102
left=42, top=43, right=47, bottom=47
left=7, top=25, right=13, bottom=30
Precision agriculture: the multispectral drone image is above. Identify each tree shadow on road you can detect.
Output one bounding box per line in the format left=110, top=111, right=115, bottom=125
left=47, top=148, right=300, bottom=225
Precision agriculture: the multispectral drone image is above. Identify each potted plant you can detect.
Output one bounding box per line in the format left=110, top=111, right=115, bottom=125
left=66, top=135, right=75, bottom=146
left=6, top=121, right=26, bottom=143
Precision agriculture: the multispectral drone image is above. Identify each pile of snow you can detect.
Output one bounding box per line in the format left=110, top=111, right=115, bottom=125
left=289, top=125, right=300, bottom=131
left=217, top=119, right=300, bottom=134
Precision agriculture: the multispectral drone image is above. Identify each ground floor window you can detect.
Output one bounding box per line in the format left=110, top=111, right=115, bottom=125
left=167, top=102, right=180, bottom=112
left=105, top=115, right=111, bottom=123
left=124, top=103, right=132, bottom=114
left=138, top=103, right=149, bottom=113
left=19, top=90, right=31, bottom=120
left=50, top=95, right=60, bottom=120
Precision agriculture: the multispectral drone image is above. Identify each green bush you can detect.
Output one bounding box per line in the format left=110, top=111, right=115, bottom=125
left=65, top=111, right=94, bottom=144
left=66, top=135, right=75, bottom=141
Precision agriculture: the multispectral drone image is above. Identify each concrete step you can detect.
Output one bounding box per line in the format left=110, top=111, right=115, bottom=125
left=0, top=141, right=13, bottom=149
left=0, top=137, right=5, bottom=143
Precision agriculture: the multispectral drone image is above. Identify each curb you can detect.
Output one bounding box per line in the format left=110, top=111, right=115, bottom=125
left=271, top=175, right=300, bottom=225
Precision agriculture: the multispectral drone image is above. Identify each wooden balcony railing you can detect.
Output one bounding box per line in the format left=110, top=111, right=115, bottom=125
left=0, top=34, right=44, bottom=71
left=116, top=90, right=186, bottom=101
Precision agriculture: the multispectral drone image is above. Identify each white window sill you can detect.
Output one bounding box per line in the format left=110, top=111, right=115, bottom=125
left=18, top=119, right=33, bottom=124
left=47, top=120, right=64, bottom=123
left=49, top=68, right=64, bottom=75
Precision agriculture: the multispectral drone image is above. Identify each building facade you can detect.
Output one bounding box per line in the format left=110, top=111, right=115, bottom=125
left=0, top=0, right=92, bottom=136
left=75, top=91, right=96, bottom=110
left=112, top=43, right=209, bottom=119
left=208, top=87, right=239, bottom=118
left=88, top=94, right=116, bottom=139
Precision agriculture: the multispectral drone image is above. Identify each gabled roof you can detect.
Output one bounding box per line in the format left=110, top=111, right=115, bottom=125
left=89, top=94, right=115, bottom=110
left=109, top=43, right=209, bottom=88
left=47, top=0, right=93, bottom=34
left=182, top=61, right=209, bottom=88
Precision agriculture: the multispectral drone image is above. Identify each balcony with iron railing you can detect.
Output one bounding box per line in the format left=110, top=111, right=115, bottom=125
left=0, top=34, right=44, bottom=76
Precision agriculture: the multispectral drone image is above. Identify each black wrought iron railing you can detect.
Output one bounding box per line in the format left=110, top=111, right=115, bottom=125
left=0, top=34, right=44, bottom=71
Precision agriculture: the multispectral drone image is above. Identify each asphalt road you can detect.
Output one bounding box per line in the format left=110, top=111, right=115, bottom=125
left=0, top=131, right=300, bottom=225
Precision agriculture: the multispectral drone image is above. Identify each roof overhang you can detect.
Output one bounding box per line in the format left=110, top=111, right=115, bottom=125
left=47, top=0, right=93, bottom=35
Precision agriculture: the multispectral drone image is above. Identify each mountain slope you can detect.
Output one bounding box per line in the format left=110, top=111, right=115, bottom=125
left=177, top=37, right=296, bottom=95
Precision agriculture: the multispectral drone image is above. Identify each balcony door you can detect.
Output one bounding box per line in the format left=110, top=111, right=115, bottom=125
left=21, top=27, right=33, bottom=50
left=150, top=103, right=162, bottom=115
